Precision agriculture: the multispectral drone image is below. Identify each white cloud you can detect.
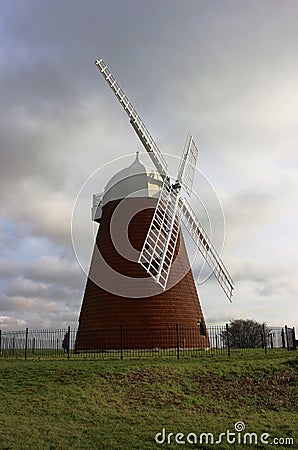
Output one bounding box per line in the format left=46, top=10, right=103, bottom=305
left=0, top=316, right=27, bottom=331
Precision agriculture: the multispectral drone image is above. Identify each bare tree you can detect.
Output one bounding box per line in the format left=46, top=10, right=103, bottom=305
left=222, top=319, right=269, bottom=348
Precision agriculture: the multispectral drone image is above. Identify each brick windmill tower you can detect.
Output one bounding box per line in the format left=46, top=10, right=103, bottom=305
left=75, top=59, right=234, bottom=351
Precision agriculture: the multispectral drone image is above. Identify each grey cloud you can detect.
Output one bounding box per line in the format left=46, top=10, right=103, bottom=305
left=0, top=258, right=20, bottom=279
left=0, top=315, right=27, bottom=331
left=0, top=0, right=297, bottom=330
left=23, top=256, right=84, bottom=289
left=0, top=295, right=37, bottom=313
left=4, top=277, right=80, bottom=302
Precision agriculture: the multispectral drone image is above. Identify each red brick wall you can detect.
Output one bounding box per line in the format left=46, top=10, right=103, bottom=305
left=75, top=198, right=209, bottom=350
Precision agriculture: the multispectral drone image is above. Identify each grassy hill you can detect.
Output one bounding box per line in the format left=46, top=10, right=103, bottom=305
left=0, top=352, right=297, bottom=449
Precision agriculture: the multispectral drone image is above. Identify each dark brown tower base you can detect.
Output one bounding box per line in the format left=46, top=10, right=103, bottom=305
left=75, top=198, right=209, bottom=350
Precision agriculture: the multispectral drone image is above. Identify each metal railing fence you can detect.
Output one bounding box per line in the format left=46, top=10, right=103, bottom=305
left=0, top=324, right=296, bottom=360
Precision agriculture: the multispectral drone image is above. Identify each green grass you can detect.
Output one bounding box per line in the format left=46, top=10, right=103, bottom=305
left=0, top=353, right=297, bottom=449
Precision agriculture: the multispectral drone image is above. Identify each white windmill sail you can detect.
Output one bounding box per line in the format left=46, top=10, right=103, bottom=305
left=177, top=132, right=199, bottom=196
left=95, top=58, right=168, bottom=177
left=139, top=133, right=198, bottom=289
left=138, top=177, right=182, bottom=289
left=179, top=198, right=234, bottom=301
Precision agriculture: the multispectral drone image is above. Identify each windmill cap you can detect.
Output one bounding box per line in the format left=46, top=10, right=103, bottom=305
left=102, top=153, right=163, bottom=206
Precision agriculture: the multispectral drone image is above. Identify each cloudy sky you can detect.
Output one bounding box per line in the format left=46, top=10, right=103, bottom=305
left=1, top=0, right=297, bottom=331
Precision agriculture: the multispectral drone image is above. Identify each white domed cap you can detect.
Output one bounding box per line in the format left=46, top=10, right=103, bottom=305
left=102, top=153, right=163, bottom=206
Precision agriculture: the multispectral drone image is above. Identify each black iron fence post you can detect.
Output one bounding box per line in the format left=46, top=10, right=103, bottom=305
left=67, top=326, right=71, bottom=360
left=120, top=325, right=123, bottom=360
left=261, top=330, right=264, bottom=349
left=270, top=334, right=274, bottom=349
left=24, top=328, right=29, bottom=360
left=0, top=329, right=2, bottom=354
left=176, top=324, right=180, bottom=360
left=281, top=329, right=286, bottom=348
left=262, top=323, right=267, bottom=354
left=226, top=323, right=231, bottom=357
left=285, top=325, right=289, bottom=351
left=292, top=328, right=297, bottom=351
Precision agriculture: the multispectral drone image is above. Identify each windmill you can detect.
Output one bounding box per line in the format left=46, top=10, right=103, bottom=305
left=75, top=58, right=234, bottom=351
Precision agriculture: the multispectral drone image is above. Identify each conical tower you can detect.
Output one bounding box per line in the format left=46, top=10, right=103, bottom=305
left=75, top=154, right=209, bottom=350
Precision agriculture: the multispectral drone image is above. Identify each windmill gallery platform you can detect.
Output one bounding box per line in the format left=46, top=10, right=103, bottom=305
left=75, top=155, right=209, bottom=351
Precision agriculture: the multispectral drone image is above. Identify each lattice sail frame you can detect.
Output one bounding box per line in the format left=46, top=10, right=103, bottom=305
left=138, top=177, right=183, bottom=289
left=138, top=133, right=200, bottom=292
left=95, top=58, right=168, bottom=177
left=177, top=132, right=199, bottom=196
left=180, top=199, right=234, bottom=301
